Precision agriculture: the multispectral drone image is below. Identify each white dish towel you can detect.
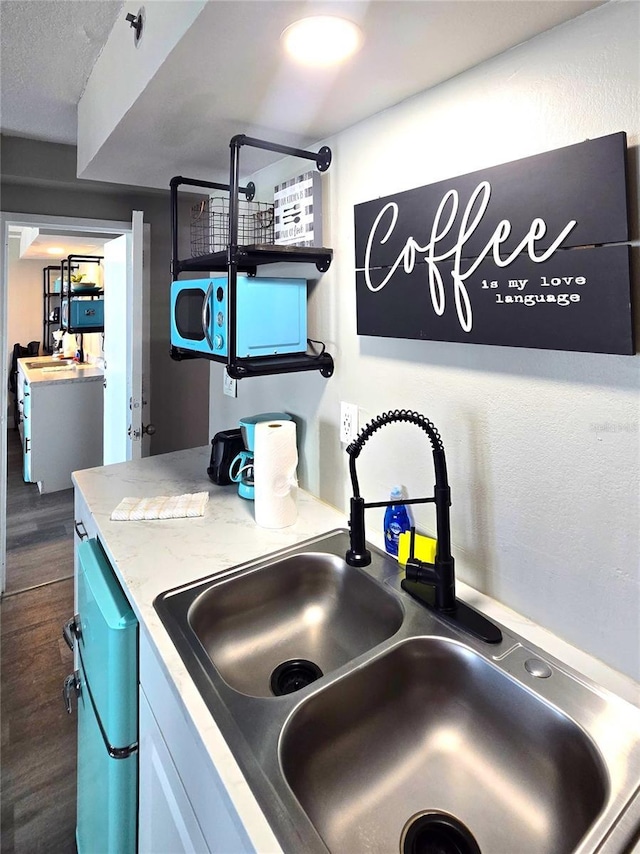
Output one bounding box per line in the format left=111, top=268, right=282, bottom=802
left=110, top=492, right=209, bottom=521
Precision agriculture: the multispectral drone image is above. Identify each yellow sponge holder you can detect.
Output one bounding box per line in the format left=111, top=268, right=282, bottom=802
left=398, top=530, right=437, bottom=566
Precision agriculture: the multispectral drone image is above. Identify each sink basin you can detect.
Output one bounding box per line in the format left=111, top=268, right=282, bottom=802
left=187, top=551, right=403, bottom=698
left=24, top=358, right=75, bottom=370
left=40, top=364, right=78, bottom=373
left=280, top=637, right=608, bottom=854
left=155, top=530, right=640, bottom=854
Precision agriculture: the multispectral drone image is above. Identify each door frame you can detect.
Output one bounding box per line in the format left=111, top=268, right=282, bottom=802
left=0, top=211, right=132, bottom=594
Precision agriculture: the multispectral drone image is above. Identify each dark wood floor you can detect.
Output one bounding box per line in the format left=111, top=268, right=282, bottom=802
left=1, top=579, right=77, bottom=853
left=2, top=430, right=77, bottom=852
left=5, top=428, right=74, bottom=594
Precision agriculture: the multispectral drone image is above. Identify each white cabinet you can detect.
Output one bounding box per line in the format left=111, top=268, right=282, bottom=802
left=139, top=629, right=255, bottom=854
left=21, top=365, right=103, bottom=493
left=73, top=488, right=99, bottom=606
left=73, top=488, right=99, bottom=544
left=139, top=690, right=210, bottom=854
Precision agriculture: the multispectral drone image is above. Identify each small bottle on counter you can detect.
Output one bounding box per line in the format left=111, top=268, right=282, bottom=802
left=384, top=486, right=411, bottom=557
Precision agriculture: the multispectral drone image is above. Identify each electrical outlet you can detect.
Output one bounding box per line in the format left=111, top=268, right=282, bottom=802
left=340, top=402, right=359, bottom=444
left=223, top=372, right=237, bottom=398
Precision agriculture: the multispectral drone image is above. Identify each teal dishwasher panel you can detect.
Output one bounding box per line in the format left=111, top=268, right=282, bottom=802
left=77, top=538, right=138, bottom=746
left=76, top=538, right=138, bottom=854
left=76, top=658, right=137, bottom=854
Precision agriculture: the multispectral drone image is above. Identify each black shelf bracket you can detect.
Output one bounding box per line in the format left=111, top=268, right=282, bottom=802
left=229, top=134, right=332, bottom=172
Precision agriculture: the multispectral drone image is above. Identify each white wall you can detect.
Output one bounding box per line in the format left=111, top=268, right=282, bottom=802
left=209, top=2, right=640, bottom=680
left=7, top=236, right=42, bottom=353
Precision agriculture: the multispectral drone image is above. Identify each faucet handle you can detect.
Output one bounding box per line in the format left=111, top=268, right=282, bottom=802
left=405, top=529, right=438, bottom=584
left=405, top=556, right=438, bottom=585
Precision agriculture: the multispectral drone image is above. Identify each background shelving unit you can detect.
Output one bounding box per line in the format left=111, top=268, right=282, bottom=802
left=42, top=264, right=62, bottom=354
left=170, top=134, right=334, bottom=380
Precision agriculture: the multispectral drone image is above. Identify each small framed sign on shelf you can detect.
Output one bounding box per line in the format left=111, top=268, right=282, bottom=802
left=274, top=171, right=322, bottom=247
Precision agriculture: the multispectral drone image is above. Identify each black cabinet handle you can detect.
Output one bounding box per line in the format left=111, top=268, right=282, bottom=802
left=62, top=615, right=81, bottom=650
left=74, top=520, right=88, bottom=540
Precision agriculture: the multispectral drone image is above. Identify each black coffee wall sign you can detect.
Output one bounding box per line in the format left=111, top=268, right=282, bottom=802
left=354, top=132, right=634, bottom=355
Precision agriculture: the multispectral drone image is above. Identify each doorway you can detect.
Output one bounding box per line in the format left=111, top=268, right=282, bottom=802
left=1, top=211, right=149, bottom=594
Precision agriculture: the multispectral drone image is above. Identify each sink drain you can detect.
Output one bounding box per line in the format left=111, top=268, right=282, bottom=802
left=400, top=811, right=481, bottom=854
left=270, top=659, right=323, bottom=696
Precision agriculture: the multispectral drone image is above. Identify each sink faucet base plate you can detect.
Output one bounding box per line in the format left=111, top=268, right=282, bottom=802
left=401, top=579, right=503, bottom=644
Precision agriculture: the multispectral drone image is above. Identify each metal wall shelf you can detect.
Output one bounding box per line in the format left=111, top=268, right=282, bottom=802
left=60, top=255, right=104, bottom=335
left=170, top=347, right=334, bottom=380
left=172, top=244, right=333, bottom=278
left=170, top=134, right=334, bottom=380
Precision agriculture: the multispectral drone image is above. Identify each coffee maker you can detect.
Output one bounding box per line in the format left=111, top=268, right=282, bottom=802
left=230, top=412, right=292, bottom=500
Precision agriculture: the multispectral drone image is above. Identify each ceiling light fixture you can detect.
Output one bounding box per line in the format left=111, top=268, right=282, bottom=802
left=46, top=247, right=65, bottom=255
left=281, top=16, right=363, bottom=68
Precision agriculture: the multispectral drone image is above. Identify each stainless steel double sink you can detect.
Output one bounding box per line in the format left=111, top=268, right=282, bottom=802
left=155, top=530, right=640, bottom=854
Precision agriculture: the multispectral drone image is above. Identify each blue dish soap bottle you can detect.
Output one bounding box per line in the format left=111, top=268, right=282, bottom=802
left=384, top=486, right=411, bottom=557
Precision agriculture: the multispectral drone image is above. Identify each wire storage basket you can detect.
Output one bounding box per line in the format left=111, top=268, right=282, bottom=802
left=190, top=196, right=275, bottom=257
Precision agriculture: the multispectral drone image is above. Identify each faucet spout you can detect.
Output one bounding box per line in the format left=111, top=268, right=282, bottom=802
left=344, top=409, right=502, bottom=644
left=345, top=409, right=455, bottom=609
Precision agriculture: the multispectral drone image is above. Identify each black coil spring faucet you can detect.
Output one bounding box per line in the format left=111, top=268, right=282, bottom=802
left=345, top=410, right=502, bottom=644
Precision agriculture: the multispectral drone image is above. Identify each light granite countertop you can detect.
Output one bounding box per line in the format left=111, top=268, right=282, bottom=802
left=19, top=356, right=103, bottom=386
left=72, top=445, right=640, bottom=853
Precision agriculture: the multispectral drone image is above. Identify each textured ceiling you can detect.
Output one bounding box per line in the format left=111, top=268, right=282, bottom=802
left=0, top=0, right=123, bottom=143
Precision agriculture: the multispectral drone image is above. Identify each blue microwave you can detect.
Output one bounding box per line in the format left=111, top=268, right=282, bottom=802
left=170, top=275, right=307, bottom=359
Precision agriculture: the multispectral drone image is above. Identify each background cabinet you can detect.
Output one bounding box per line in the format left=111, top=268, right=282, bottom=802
left=21, top=375, right=31, bottom=481
left=16, top=362, right=27, bottom=444
left=21, top=368, right=104, bottom=493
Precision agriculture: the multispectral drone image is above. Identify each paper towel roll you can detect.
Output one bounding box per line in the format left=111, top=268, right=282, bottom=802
left=254, top=420, right=298, bottom=528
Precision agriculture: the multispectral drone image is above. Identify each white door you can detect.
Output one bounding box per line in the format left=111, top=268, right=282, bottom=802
left=102, top=211, right=150, bottom=464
